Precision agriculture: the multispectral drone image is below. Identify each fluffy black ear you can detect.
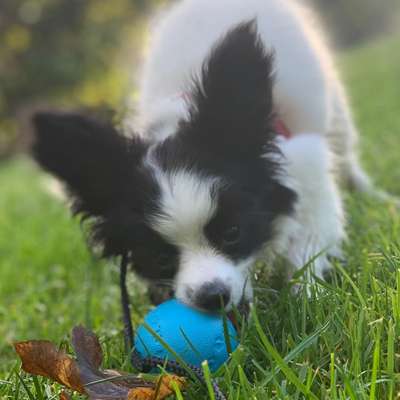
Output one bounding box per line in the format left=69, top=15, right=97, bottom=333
left=32, top=111, right=147, bottom=218
left=187, top=20, right=276, bottom=158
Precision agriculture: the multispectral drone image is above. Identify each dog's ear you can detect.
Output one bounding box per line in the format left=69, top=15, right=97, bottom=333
left=32, top=112, right=148, bottom=218
left=187, top=20, right=276, bottom=159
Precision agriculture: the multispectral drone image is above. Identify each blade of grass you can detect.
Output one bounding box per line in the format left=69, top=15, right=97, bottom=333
left=171, top=379, right=185, bottom=400
left=343, top=373, right=358, bottom=400
left=259, top=320, right=330, bottom=386
left=386, top=318, right=395, bottom=399
left=142, top=321, right=200, bottom=384
left=179, top=327, right=202, bottom=359
left=330, top=353, right=337, bottom=400
left=201, top=361, right=215, bottom=400
left=237, top=365, right=252, bottom=399
left=15, top=373, right=35, bottom=400
left=369, top=320, right=382, bottom=400
left=221, top=310, right=233, bottom=355
left=251, top=307, right=319, bottom=400
left=334, top=262, right=367, bottom=309
left=32, top=376, right=44, bottom=400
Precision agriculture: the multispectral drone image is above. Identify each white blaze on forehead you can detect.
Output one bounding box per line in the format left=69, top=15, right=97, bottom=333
left=150, top=168, right=219, bottom=246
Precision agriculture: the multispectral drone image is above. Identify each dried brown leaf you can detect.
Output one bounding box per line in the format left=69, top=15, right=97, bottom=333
left=71, top=325, right=102, bottom=369
left=70, top=327, right=154, bottom=399
left=14, top=340, right=84, bottom=393
left=128, top=375, right=186, bottom=400
left=128, top=388, right=155, bottom=400
left=15, top=327, right=186, bottom=400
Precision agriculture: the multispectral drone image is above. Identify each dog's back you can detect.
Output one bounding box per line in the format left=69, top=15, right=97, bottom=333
left=134, top=0, right=334, bottom=142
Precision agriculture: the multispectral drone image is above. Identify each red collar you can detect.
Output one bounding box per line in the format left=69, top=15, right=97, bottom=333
left=274, top=119, right=292, bottom=139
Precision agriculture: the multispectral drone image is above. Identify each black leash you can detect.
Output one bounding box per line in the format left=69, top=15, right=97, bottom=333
left=119, top=254, right=227, bottom=400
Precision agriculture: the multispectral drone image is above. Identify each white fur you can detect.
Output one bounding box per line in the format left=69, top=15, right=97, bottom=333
left=274, top=134, right=346, bottom=278
left=126, top=0, right=376, bottom=306
left=149, top=168, right=219, bottom=247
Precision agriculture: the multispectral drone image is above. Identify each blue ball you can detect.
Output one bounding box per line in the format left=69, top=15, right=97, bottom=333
left=134, top=299, right=239, bottom=372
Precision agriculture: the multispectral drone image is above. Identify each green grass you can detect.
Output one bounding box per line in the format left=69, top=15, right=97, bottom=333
left=1, top=33, right=400, bottom=399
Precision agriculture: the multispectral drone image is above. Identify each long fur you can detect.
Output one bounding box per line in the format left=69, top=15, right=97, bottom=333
left=32, top=0, right=375, bottom=311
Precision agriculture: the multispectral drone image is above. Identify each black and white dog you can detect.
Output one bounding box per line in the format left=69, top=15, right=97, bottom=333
left=33, top=0, right=378, bottom=312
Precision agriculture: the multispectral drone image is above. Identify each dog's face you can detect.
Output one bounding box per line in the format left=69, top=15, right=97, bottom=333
left=32, top=22, right=296, bottom=311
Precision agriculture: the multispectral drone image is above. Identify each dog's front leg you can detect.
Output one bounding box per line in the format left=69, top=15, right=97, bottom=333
left=275, top=134, right=346, bottom=280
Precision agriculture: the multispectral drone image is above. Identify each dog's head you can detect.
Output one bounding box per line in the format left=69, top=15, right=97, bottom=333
left=32, top=22, right=296, bottom=311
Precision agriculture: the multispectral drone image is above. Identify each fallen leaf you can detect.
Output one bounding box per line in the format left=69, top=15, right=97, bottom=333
left=71, top=325, right=102, bottom=369
left=15, top=327, right=186, bottom=400
left=14, top=340, right=84, bottom=393
left=71, top=326, right=154, bottom=399
left=128, top=388, right=155, bottom=400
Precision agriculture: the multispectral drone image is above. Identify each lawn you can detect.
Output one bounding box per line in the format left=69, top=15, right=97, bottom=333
left=1, top=34, right=400, bottom=399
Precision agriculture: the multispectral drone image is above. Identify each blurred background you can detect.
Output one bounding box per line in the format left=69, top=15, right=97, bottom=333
left=0, top=0, right=399, bottom=157
left=1, top=0, right=400, bottom=378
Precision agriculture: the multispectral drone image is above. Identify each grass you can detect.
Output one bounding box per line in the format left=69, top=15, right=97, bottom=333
left=1, top=33, right=400, bottom=399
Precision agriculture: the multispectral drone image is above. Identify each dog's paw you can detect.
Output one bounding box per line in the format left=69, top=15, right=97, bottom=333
left=291, top=250, right=345, bottom=296
left=313, top=244, right=345, bottom=279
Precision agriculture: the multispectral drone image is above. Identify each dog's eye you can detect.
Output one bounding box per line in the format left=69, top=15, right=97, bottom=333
left=222, top=226, right=241, bottom=245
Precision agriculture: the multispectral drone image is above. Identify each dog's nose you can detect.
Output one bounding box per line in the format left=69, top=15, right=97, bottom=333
left=194, top=281, right=231, bottom=312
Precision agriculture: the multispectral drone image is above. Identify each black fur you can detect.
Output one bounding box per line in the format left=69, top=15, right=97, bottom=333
left=33, top=113, right=154, bottom=255
left=32, top=112, right=148, bottom=216
left=204, top=184, right=294, bottom=262
left=187, top=20, right=277, bottom=160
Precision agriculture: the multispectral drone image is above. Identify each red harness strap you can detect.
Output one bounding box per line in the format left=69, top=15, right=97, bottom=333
left=274, top=119, right=292, bottom=139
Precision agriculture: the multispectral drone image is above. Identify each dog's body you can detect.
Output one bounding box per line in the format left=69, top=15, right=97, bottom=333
left=130, top=0, right=359, bottom=299
left=33, top=0, right=375, bottom=311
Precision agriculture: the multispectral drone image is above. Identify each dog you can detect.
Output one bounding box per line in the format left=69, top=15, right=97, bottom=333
left=32, top=0, right=379, bottom=312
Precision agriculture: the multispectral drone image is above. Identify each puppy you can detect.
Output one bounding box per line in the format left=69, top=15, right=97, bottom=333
left=33, top=0, right=376, bottom=312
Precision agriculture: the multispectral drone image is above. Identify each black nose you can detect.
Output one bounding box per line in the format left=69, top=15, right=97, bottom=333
left=194, top=281, right=231, bottom=312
